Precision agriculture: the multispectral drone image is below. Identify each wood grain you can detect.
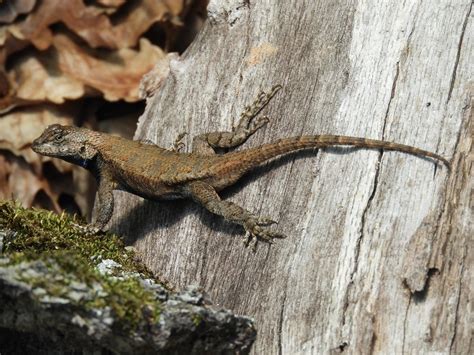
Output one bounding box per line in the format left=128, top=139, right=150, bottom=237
left=110, top=0, right=472, bottom=353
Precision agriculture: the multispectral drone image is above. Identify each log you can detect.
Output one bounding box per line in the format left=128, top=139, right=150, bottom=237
left=111, top=0, right=473, bottom=353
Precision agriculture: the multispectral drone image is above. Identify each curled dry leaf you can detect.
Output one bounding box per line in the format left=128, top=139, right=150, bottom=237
left=0, top=24, right=32, bottom=66
left=0, top=0, right=36, bottom=24
left=96, top=0, right=126, bottom=7
left=11, top=53, right=85, bottom=104
left=0, top=26, right=32, bottom=113
left=55, top=34, right=166, bottom=102
left=19, top=0, right=183, bottom=50
left=0, top=152, right=61, bottom=211
left=5, top=32, right=167, bottom=106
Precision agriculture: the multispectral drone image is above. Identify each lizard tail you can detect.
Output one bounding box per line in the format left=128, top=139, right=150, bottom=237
left=222, top=135, right=450, bottom=174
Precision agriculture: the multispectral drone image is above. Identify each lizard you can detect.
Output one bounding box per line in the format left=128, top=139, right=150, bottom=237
left=31, top=85, right=450, bottom=249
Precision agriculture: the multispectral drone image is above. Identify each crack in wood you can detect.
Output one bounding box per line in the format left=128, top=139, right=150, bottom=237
left=411, top=268, right=440, bottom=302
left=277, top=288, right=287, bottom=355
left=340, top=55, right=400, bottom=337
left=449, top=233, right=468, bottom=352
left=402, top=294, right=412, bottom=354
left=447, top=2, right=472, bottom=103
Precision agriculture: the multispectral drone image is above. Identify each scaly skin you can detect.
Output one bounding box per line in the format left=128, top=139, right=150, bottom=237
left=31, top=86, right=450, bottom=250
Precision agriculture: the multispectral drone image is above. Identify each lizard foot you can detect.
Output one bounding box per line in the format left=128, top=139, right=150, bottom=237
left=234, top=84, right=282, bottom=132
left=170, top=132, right=187, bottom=152
left=72, top=222, right=103, bottom=236
left=243, top=217, right=286, bottom=252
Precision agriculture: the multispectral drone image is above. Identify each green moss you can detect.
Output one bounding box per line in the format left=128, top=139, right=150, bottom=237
left=0, top=200, right=162, bottom=330
left=0, top=201, right=150, bottom=276
left=191, top=313, right=203, bottom=327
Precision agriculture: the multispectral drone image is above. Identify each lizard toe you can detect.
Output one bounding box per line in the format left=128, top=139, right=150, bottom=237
left=248, top=115, right=270, bottom=133
left=243, top=220, right=286, bottom=249
left=256, top=216, right=278, bottom=226
left=72, top=222, right=102, bottom=236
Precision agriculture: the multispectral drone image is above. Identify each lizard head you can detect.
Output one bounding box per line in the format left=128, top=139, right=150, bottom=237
left=32, top=124, right=99, bottom=167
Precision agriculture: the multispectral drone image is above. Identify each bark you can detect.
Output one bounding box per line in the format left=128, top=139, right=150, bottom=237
left=111, top=1, right=473, bottom=353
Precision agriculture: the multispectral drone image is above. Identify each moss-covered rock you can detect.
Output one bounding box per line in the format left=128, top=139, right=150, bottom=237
left=0, top=201, right=256, bottom=354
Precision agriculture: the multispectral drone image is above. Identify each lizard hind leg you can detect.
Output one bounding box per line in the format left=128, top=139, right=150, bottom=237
left=192, top=85, right=282, bottom=155
left=188, top=181, right=286, bottom=251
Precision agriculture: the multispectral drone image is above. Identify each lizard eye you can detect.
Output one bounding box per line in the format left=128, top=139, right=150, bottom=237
left=54, top=134, right=63, bottom=143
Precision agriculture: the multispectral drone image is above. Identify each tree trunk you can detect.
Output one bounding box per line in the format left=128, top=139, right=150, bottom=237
left=110, top=1, right=472, bottom=353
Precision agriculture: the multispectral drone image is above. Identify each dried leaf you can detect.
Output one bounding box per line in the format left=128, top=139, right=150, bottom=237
left=0, top=0, right=36, bottom=24
left=96, top=0, right=126, bottom=7
left=11, top=54, right=86, bottom=104
left=55, top=34, right=166, bottom=102
left=0, top=152, right=61, bottom=210
left=19, top=0, right=182, bottom=49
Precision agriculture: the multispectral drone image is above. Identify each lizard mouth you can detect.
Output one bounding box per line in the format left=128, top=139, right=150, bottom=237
left=31, top=138, right=49, bottom=155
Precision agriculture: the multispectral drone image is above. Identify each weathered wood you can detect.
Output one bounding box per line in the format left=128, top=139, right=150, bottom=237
left=110, top=0, right=473, bottom=353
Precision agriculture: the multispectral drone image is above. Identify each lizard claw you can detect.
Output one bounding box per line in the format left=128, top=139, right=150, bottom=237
left=248, top=115, right=270, bottom=134
left=242, top=217, right=286, bottom=251
left=72, top=222, right=102, bottom=236
left=257, top=216, right=278, bottom=226
left=243, top=233, right=261, bottom=253
left=170, top=132, right=187, bottom=152
left=235, top=85, right=282, bottom=133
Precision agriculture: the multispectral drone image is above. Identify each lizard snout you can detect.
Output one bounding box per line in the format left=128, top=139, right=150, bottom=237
left=31, top=137, right=43, bottom=153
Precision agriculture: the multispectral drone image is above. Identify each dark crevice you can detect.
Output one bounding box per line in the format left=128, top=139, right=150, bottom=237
left=447, top=2, right=472, bottom=103
left=341, top=57, right=399, bottom=327
left=411, top=268, right=440, bottom=302
left=337, top=341, right=348, bottom=352
left=431, top=103, right=470, bottom=253
left=341, top=281, right=352, bottom=327
left=199, top=237, right=208, bottom=284
left=228, top=1, right=250, bottom=27
left=353, top=145, right=383, bottom=274
left=369, top=329, right=377, bottom=355
left=383, top=60, right=400, bottom=140
left=277, top=289, right=287, bottom=355
left=449, top=241, right=467, bottom=352
left=405, top=17, right=417, bottom=50
left=402, top=292, right=412, bottom=354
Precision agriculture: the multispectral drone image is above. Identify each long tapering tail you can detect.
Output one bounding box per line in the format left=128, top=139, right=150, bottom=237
left=221, top=135, right=450, bottom=174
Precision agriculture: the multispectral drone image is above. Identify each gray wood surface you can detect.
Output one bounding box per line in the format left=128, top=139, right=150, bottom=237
left=109, top=0, right=473, bottom=353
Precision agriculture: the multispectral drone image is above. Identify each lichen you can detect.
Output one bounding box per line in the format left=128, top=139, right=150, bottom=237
left=0, top=200, right=162, bottom=330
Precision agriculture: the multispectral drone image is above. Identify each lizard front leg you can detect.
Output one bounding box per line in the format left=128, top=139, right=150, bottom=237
left=169, top=132, right=187, bottom=152
left=187, top=181, right=286, bottom=250
left=192, top=85, right=282, bottom=155
left=73, top=173, right=115, bottom=235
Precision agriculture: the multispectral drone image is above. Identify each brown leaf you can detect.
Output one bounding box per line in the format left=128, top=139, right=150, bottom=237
left=11, top=53, right=86, bottom=104
left=19, top=0, right=182, bottom=49
left=0, top=0, right=36, bottom=24
left=55, top=34, right=166, bottom=102
left=0, top=152, right=61, bottom=211
left=96, top=0, right=126, bottom=7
